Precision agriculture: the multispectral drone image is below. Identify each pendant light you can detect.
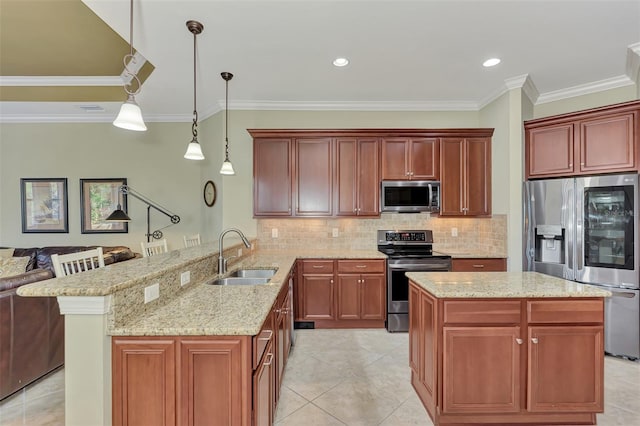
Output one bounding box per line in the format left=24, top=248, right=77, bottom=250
left=113, top=0, right=147, bottom=131
left=219, top=72, right=235, bottom=175
left=183, top=20, right=205, bottom=160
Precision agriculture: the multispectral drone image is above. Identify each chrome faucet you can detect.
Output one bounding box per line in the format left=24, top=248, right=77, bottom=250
left=218, top=228, right=251, bottom=274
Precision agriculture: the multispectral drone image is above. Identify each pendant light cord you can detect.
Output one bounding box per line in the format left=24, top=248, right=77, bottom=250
left=123, top=0, right=141, bottom=96
left=224, top=77, right=229, bottom=159
left=192, top=29, right=198, bottom=139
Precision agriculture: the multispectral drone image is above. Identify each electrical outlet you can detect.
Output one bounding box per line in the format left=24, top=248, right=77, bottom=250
left=180, top=271, right=191, bottom=286
left=332, top=228, right=339, bottom=238
left=144, top=283, right=160, bottom=303
left=272, top=228, right=278, bottom=238
left=451, top=227, right=458, bottom=237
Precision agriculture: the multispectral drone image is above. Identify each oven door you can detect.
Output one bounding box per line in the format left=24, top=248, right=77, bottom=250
left=387, top=258, right=451, bottom=314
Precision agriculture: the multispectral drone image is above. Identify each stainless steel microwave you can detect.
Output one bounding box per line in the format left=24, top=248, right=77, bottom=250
left=381, top=180, right=440, bottom=213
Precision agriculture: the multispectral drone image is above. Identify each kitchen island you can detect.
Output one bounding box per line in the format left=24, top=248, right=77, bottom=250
left=407, top=271, right=611, bottom=426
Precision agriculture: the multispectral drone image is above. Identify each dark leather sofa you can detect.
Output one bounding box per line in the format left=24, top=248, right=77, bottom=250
left=0, top=245, right=138, bottom=400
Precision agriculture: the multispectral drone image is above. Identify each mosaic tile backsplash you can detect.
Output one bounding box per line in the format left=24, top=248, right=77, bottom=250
left=256, top=214, right=507, bottom=255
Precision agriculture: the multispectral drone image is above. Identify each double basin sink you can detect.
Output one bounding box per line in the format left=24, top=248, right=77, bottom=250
left=207, top=268, right=277, bottom=286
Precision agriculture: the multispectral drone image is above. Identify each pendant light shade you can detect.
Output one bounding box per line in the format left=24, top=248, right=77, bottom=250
left=113, top=0, right=146, bottom=131
left=184, top=20, right=205, bottom=160
left=219, top=72, right=235, bottom=175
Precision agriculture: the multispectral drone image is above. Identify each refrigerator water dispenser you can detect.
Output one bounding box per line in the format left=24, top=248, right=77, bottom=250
left=535, top=225, right=565, bottom=264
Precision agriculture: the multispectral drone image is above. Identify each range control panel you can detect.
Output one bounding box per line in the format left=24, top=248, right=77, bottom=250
left=377, top=230, right=434, bottom=245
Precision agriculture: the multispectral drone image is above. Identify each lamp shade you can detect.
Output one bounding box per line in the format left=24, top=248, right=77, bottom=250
left=113, top=94, right=147, bottom=131
left=105, top=207, right=132, bottom=222
left=184, top=140, right=205, bottom=160
left=219, top=160, right=235, bottom=175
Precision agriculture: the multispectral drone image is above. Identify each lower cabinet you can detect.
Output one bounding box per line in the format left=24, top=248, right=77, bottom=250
left=297, top=259, right=386, bottom=327
left=409, top=281, right=604, bottom=425
left=451, top=258, right=506, bottom=272
left=112, top=286, right=292, bottom=426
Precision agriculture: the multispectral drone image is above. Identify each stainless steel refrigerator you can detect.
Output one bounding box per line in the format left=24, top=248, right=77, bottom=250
left=524, top=173, right=639, bottom=359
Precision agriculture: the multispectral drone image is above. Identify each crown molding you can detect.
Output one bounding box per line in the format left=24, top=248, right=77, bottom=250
left=626, top=42, right=640, bottom=83
left=536, top=75, right=635, bottom=104
left=226, top=100, right=479, bottom=111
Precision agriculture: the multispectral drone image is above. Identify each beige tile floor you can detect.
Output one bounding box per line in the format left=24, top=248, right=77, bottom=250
left=1, top=329, right=639, bottom=425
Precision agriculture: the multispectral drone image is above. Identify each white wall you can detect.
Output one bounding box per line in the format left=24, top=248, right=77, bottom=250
left=0, top=122, right=203, bottom=251
left=533, top=85, right=637, bottom=118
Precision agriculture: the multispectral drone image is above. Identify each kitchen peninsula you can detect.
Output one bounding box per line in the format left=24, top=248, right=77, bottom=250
left=407, top=271, right=611, bottom=426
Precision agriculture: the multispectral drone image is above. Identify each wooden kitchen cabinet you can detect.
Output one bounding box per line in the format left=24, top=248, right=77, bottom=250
left=440, top=137, right=491, bottom=217
left=451, top=258, right=506, bottom=272
left=299, top=260, right=335, bottom=321
left=409, top=281, right=605, bottom=425
left=253, top=138, right=293, bottom=216
left=381, top=137, right=439, bottom=180
left=335, top=138, right=380, bottom=216
left=336, top=260, right=386, bottom=321
left=295, top=138, right=333, bottom=216
left=525, top=100, right=640, bottom=178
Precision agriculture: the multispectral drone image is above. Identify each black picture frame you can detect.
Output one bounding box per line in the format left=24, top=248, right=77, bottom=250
left=80, top=178, right=128, bottom=234
left=21, top=178, right=69, bottom=233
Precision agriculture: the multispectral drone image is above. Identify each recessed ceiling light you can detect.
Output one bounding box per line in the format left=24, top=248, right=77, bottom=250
left=333, top=57, right=349, bottom=67
left=483, top=58, right=501, bottom=67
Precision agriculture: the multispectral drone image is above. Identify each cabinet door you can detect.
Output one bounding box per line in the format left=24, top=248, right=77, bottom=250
left=336, top=138, right=358, bottom=216
left=254, top=138, right=292, bottom=216
left=112, top=338, right=176, bottom=426
left=356, top=138, right=380, bottom=216
left=526, top=124, right=575, bottom=178
left=465, top=138, right=491, bottom=216
left=301, top=275, right=335, bottom=320
left=451, top=258, right=507, bottom=272
left=442, top=327, right=521, bottom=413
left=381, top=138, right=410, bottom=180
left=179, top=338, right=249, bottom=426
left=253, top=340, right=273, bottom=426
left=295, top=138, right=333, bottom=216
left=337, top=274, right=360, bottom=319
left=410, top=138, right=440, bottom=180
left=579, top=112, right=636, bottom=173
left=440, top=138, right=464, bottom=215
left=527, top=326, right=604, bottom=412
left=360, top=274, right=386, bottom=320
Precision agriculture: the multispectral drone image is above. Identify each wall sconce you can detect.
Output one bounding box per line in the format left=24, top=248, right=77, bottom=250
left=106, top=185, right=180, bottom=242
left=113, top=0, right=147, bottom=131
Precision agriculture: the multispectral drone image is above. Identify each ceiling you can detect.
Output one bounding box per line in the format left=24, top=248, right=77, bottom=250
left=1, top=0, right=639, bottom=123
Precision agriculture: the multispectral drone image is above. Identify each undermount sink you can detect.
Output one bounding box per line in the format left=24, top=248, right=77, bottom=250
left=207, top=277, right=271, bottom=286
left=229, top=268, right=277, bottom=278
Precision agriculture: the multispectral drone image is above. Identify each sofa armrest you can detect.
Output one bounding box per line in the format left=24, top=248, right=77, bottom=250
left=0, top=269, right=54, bottom=292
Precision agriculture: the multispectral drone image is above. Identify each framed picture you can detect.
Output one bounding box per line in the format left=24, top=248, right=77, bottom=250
left=21, top=178, right=69, bottom=233
left=80, top=178, right=128, bottom=234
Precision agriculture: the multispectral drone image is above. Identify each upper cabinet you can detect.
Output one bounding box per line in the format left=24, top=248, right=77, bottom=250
left=381, top=138, right=439, bottom=180
left=440, top=137, right=492, bottom=217
left=525, top=100, right=640, bottom=179
left=249, top=129, right=493, bottom=218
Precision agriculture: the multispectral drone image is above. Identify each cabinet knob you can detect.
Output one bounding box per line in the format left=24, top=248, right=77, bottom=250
left=515, top=338, right=523, bottom=345
left=264, top=353, right=274, bottom=366
left=330, top=279, right=334, bottom=284
left=531, top=337, right=539, bottom=344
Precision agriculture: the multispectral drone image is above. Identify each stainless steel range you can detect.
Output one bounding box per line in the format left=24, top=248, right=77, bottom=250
left=377, top=230, right=452, bottom=332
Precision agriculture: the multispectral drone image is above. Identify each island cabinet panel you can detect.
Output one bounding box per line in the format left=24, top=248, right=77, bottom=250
left=335, top=138, right=380, bottom=216
left=112, top=338, right=176, bottom=426
left=442, top=326, right=522, bottom=414
left=179, top=338, right=249, bottom=426
left=527, top=326, right=604, bottom=413
left=451, top=258, right=507, bottom=272
left=440, top=137, right=491, bottom=217
left=409, top=280, right=605, bottom=425
left=525, top=100, right=640, bottom=178
left=295, top=138, right=333, bottom=216
left=381, top=137, right=439, bottom=180
left=253, top=138, right=293, bottom=216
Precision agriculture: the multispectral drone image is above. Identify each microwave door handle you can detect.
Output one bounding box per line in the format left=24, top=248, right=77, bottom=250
left=428, top=184, right=433, bottom=207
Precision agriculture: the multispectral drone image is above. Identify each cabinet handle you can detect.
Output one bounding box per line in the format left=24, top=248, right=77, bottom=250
left=472, top=264, right=485, bottom=268
left=258, top=330, right=273, bottom=342
left=569, top=163, right=573, bottom=168
left=356, top=265, right=367, bottom=268
left=264, top=353, right=273, bottom=366
left=531, top=337, right=539, bottom=344
left=581, top=162, right=584, bottom=166
left=330, top=279, right=334, bottom=284
left=312, top=265, right=325, bottom=269
left=515, top=338, right=523, bottom=345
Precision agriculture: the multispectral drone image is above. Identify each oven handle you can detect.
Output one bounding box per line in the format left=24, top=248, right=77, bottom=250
left=388, top=264, right=451, bottom=271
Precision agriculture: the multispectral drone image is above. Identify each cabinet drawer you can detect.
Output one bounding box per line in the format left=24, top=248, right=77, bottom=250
left=253, top=325, right=273, bottom=370
left=451, top=258, right=507, bottom=272
left=444, top=300, right=521, bottom=325
left=527, top=300, right=603, bottom=324
left=302, top=260, right=335, bottom=274
left=337, top=259, right=385, bottom=273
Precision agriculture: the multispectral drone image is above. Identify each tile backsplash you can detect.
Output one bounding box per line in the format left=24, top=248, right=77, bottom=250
left=257, top=214, right=507, bottom=256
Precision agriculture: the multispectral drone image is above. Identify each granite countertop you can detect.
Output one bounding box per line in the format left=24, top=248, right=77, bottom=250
left=433, top=250, right=507, bottom=258
left=406, top=271, right=612, bottom=298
